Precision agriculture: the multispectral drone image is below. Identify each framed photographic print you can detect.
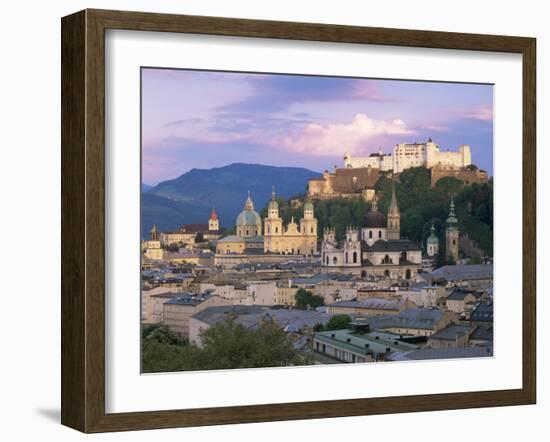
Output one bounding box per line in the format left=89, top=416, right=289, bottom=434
left=61, top=9, right=536, bottom=433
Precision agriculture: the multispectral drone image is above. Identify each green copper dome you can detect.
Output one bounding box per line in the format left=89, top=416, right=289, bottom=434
left=427, top=224, right=439, bottom=245
left=236, top=209, right=261, bottom=226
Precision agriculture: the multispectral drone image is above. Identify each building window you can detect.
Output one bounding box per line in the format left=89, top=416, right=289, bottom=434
left=369, top=230, right=373, bottom=239
left=275, top=227, right=279, bottom=233
left=353, top=251, right=357, bottom=263
left=333, top=256, right=338, bottom=265
left=378, top=230, right=382, bottom=238
left=345, top=253, right=348, bottom=263
left=311, top=227, right=314, bottom=233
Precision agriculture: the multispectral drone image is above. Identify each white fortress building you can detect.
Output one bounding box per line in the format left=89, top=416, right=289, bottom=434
left=343, top=139, right=472, bottom=173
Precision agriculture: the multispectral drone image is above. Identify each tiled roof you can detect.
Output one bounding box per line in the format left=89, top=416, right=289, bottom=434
left=386, top=346, right=493, bottom=361
left=423, top=264, right=494, bottom=282
left=362, top=239, right=421, bottom=252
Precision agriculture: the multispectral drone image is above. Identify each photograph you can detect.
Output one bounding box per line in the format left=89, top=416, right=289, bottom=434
left=140, top=68, right=494, bottom=373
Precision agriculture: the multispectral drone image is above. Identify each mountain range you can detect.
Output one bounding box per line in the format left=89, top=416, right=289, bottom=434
left=142, top=163, right=319, bottom=238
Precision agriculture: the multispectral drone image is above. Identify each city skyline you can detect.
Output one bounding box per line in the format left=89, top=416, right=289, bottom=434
left=142, top=68, right=494, bottom=185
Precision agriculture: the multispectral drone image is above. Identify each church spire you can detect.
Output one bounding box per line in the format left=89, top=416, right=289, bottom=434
left=447, top=196, right=458, bottom=225
left=386, top=177, right=401, bottom=240
left=244, top=191, right=254, bottom=211
left=389, top=178, right=399, bottom=215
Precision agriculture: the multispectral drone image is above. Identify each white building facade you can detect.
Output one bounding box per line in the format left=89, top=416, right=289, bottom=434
left=344, top=139, right=471, bottom=173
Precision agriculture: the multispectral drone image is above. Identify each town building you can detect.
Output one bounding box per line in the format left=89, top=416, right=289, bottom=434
left=162, top=293, right=229, bottom=337
left=445, top=289, right=485, bottom=314
left=420, top=264, right=494, bottom=289
left=313, top=328, right=418, bottom=363
left=385, top=345, right=493, bottom=361
left=353, top=308, right=456, bottom=337
left=160, top=209, right=222, bottom=246
left=327, top=297, right=415, bottom=316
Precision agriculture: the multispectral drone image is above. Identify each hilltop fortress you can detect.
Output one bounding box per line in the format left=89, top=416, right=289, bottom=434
left=344, top=138, right=471, bottom=172
left=309, top=139, right=488, bottom=200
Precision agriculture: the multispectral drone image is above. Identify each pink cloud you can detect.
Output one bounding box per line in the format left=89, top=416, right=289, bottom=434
left=466, top=104, right=493, bottom=121
left=278, top=113, right=414, bottom=156
left=352, top=82, right=394, bottom=102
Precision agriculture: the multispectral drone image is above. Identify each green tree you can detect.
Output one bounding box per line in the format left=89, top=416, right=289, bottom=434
left=320, top=314, right=352, bottom=331
left=143, top=324, right=188, bottom=346
left=294, top=288, right=324, bottom=308
left=142, top=319, right=311, bottom=373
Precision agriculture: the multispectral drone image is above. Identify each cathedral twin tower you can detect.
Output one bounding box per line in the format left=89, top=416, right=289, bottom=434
left=263, top=187, right=318, bottom=256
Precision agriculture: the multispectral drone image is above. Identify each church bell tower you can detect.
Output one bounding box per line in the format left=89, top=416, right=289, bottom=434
left=445, top=197, right=460, bottom=262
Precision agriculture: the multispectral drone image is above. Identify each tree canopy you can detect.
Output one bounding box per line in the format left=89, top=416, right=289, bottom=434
left=142, top=320, right=310, bottom=373
left=294, top=288, right=325, bottom=309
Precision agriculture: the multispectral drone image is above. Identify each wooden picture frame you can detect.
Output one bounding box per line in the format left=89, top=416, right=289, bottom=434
left=61, top=8, right=536, bottom=433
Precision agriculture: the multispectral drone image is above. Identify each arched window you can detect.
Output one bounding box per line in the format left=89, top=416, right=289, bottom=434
left=378, top=230, right=382, bottom=238
left=311, top=227, right=314, bottom=233
left=345, top=253, right=348, bottom=263
left=369, top=230, right=373, bottom=239
left=267, top=226, right=270, bottom=234
left=326, top=256, right=329, bottom=265
left=384, top=269, right=390, bottom=277
left=275, top=227, right=279, bottom=233
left=353, top=251, right=357, bottom=263
left=333, top=256, right=338, bottom=265
left=405, top=269, right=411, bottom=279
left=245, top=229, right=249, bottom=236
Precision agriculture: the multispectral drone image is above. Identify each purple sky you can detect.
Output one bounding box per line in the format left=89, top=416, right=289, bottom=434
left=142, top=68, right=493, bottom=185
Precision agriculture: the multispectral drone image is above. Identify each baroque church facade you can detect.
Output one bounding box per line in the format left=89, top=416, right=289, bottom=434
left=264, top=188, right=318, bottom=256
left=321, top=182, right=423, bottom=279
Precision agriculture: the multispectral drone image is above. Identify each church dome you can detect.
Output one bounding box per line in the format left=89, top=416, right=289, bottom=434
left=303, top=199, right=314, bottom=212
left=364, top=210, right=387, bottom=228
left=364, top=199, right=386, bottom=228
left=236, top=209, right=261, bottom=227
left=427, top=225, right=439, bottom=245
left=268, top=198, right=278, bottom=212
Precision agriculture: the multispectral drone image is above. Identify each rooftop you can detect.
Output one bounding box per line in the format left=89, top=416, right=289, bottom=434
left=314, top=329, right=418, bottom=356
left=165, top=293, right=213, bottom=306
left=386, top=346, right=493, bottom=361
left=429, top=324, right=472, bottom=341
left=423, top=264, right=494, bottom=282
left=329, top=297, right=405, bottom=311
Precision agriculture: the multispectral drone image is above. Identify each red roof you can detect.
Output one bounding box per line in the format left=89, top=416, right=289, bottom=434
left=210, top=209, right=218, bottom=221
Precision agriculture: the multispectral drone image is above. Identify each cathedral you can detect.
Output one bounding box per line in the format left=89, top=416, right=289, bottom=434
left=321, top=182, right=423, bottom=279
left=216, top=189, right=319, bottom=256
left=263, top=187, right=318, bottom=256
